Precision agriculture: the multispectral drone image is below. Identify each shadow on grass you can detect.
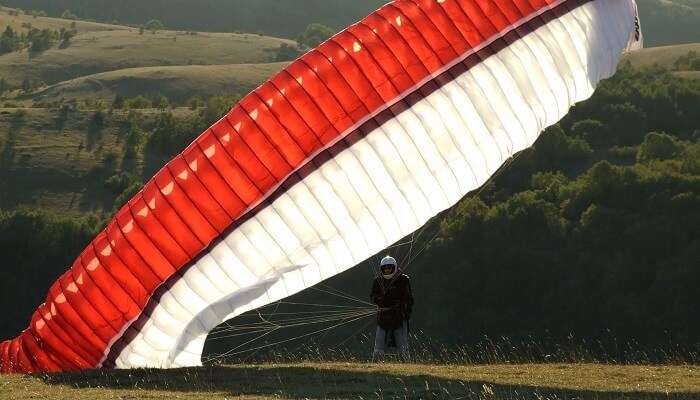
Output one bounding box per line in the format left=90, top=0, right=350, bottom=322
left=36, top=365, right=699, bottom=400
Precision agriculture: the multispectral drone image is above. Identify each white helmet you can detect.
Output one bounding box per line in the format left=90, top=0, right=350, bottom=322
left=379, top=255, right=398, bottom=279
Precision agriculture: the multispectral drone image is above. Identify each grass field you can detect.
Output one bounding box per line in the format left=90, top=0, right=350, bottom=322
left=29, top=62, right=288, bottom=104
left=0, top=5, right=125, bottom=33
left=0, top=7, right=293, bottom=87
left=0, top=107, right=199, bottom=215
left=1, top=362, right=698, bottom=399
left=623, top=43, right=700, bottom=68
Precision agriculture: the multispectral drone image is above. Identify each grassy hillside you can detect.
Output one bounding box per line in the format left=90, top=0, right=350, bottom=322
left=28, top=62, right=286, bottom=104
left=624, top=43, right=700, bottom=67
left=3, top=0, right=700, bottom=46
left=0, top=107, right=198, bottom=215
left=638, top=0, right=700, bottom=46
left=0, top=5, right=124, bottom=33
left=1, top=362, right=698, bottom=399
left=0, top=8, right=293, bottom=87
left=0, top=0, right=388, bottom=39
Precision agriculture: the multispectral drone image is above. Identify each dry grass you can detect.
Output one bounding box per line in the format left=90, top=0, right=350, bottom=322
left=0, top=6, right=126, bottom=33
left=0, top=107, right=197, bottom=215
left=624, top=43, right=700, bottom=68
left=0, top=9, right=293, bottom=87
left=29, top=63, right=287, bottom=104
left=0, top=362, right=698, bottom=400
left=673, top=71, right=700, bottom=79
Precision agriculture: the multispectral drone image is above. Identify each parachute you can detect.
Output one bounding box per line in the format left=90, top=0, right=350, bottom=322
left=0, top=0, right=642, bottom=373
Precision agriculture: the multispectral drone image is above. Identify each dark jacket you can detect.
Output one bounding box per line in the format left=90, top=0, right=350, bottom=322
left=370, top=273, right=413, bottom=330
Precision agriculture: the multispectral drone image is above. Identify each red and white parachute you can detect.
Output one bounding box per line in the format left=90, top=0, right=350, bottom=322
left=1, top=0, right=642, bottom=373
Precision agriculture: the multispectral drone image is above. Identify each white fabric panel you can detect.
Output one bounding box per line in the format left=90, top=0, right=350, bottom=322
left=111, top=0, right=640, bottom=368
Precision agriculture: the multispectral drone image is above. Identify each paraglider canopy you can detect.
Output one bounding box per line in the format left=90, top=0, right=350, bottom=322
left=0, top=0, right=642, bottom=373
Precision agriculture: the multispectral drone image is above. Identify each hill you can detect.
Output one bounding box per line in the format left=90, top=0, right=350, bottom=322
left=0, top=5, right=124, bottom=33
left=0, top=107, right=201, bottom=215
left=624, top=43, right=700, bottom=67
left=1, top=362, right=698, bottom=399
left=0, top=7, right=293, bottom=87
left=638, top=0, right=700, bottom=46
left=3, top=1, right=700, bottom=46
left=0, top=0, right=388, bottom=39
left=28, top=62, right=287, bottom=104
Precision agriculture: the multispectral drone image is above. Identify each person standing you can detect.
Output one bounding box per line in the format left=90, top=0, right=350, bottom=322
left=370, top=255, right=413, bottom=361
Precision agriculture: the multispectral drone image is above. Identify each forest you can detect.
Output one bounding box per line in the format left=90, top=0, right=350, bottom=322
left=1, top=60, right=698, bottom=361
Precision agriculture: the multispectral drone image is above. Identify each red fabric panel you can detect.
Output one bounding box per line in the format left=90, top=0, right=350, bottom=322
left=318, top=40, right=386, bottom=113
left=153, top=169, right=219, bottom=244
left=334, top=31, right=402, bottom=103
left=115, top=206, right=176, bottom=281
left=58, top=272, right=116, bottom=343
left=299, top=52, right=370, bottom=123
left=210, top=118, right=276, bottom=192
left=70, top=259, right=125, bottom=332
left=409, top=0, right=471, bottom=55
left=166, top=157, right=232, bottom=232
left=0, top=341, right=9, bottom=373
left=89, top=237, right=150, bottom=309
left=8, top=339, right=19, bottom=373
left=393, top=3, right=459, bottom=63
left=15, top=338, right=35, bottom=373
left=128, top=195, right=190, bottom=268
left=280, top=61, right=353, bottom=140
left=346, top=24, right=414, bottom=94
left=32, top=303, right=99, bottom=366
left=140, top=182, right=203, bottom=258
left=226, top=106, right=295, bottom=178
left=182, top=142, right=247, bottom=218
left=21, top=332, right=62, bottom=372
left=239, top=95, right=309, bottom=165
left=362, top=13, right=430, bottom=84
left=78, top=250, right=140, bottom=321
left=105, top=220, right=161, bottom=293
left=196, top=131, right=262, bottom=204
left=254, top=83, right=322, bottom=153
left=28, top=309, right=87, bottom=369
left=270, top=68, right=339, bottom=143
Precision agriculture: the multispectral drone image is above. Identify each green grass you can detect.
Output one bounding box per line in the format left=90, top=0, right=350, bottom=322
left=1, top=362, right=698, bottom=399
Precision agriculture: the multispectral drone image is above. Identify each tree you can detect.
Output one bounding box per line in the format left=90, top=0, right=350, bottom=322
left=274, top=42, right=301, bottom=62
left=61, top=9, right=78, bottom=20
left=637, top=132, right=681, bottom=162
left=570, top=119, right=611, bottom=148
left=152, top=95, right=169, bottom=110
left=0, top=26, right=21, bottom=55
left=144, top=19, right=164, bottom=34
left=60, top=28, right=77, bottom=47
left=691, top=58, right=700, bottom=71
left=28, top=28, right=56, bottom=53
left=297, top=23, right=335, bottom=49
left=112, top=94, right=125, bottom=110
